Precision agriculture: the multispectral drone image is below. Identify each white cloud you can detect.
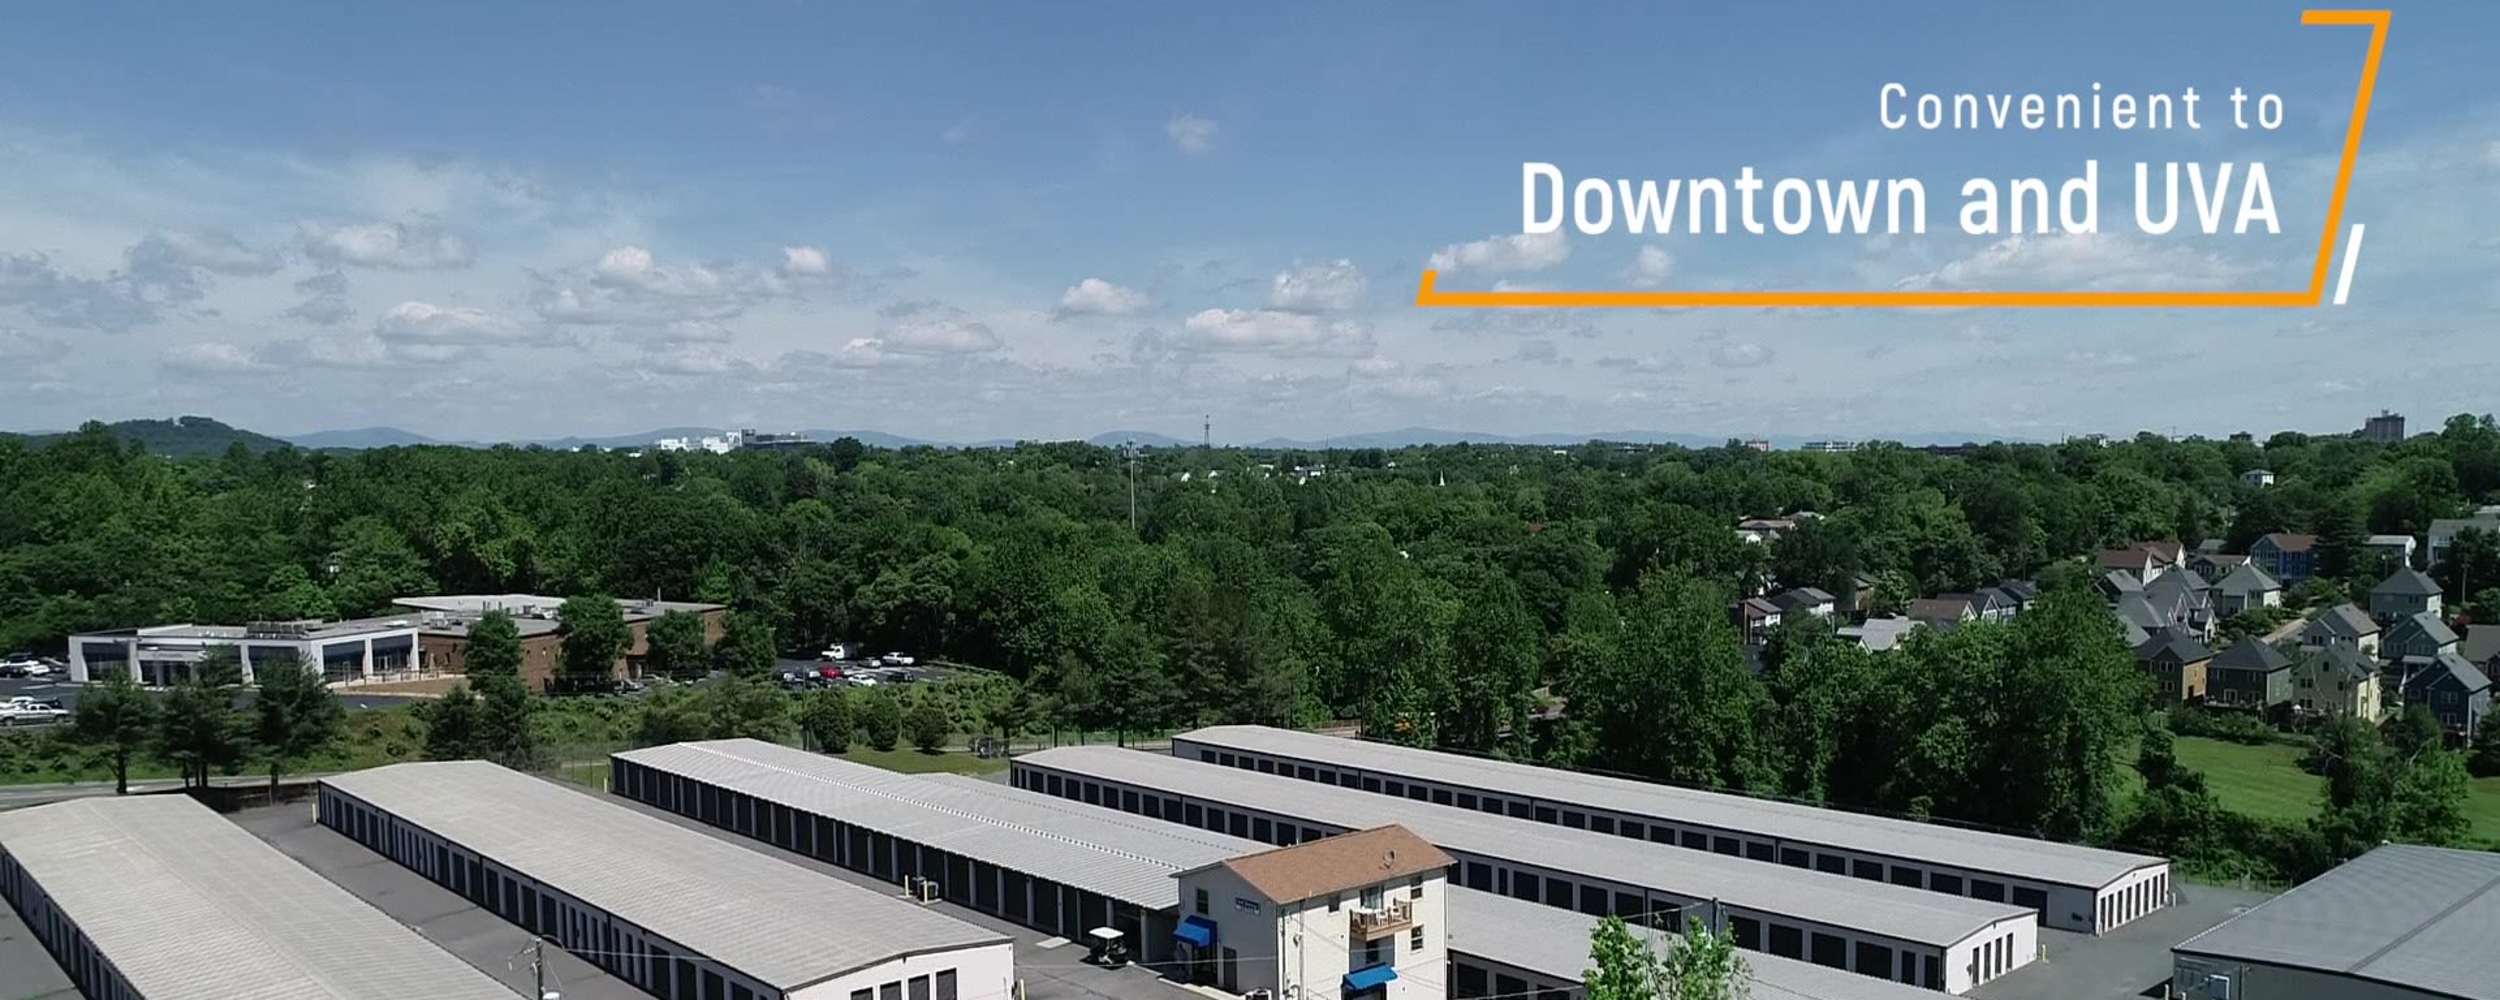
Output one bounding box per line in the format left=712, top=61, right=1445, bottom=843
left=1710, top=341, right=1773, bottom=369
left=868, top=302, right=1002, bottom=355
left=163, top=341, right=272, bottom=374
left=1057, top=277, right=1152, bottom=317
left=1166, top=114, right=1219, bottom=155
left=296, top=220, right=475, bottom=270
left=0, top=329, right=70, bottom=365
left=781, top=245, right=834, bottom=277
left=1899, top=233, right=2256, bottom=292
left=1622, top=245, right=1674, bottom=288
left=1178, top=308, right=1372, bottom=356
left=375, top=301, right=531, bottom=345
left=1348, top=356, right=1403, bottom=378
left=128, top=229, right=281, bottom=279
left=1427, top=231, right=1569, bottom=273
left=638, top=346, right=746, bottom=377
left=1268, top=259, right=1366, bottom=312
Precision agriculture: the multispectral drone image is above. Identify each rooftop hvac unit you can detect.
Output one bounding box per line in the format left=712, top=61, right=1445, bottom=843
left=916, top=879, right=940, bottom=904
left=2200, top=974, right=2233, bottom=1000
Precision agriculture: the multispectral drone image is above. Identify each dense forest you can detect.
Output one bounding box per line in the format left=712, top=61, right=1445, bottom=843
left=7, top=415, right=2500, bottom=873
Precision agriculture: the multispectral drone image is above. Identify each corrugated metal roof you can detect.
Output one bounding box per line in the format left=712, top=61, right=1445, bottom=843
left=1017, top=745, right=2027, bottom=949
left=0, top=794, right=516, bottom=1000
left=616, top=739, right=1246, bottom=909
left=1174, top=725, right=2163, bottom=891
left=2174, top=844, right=2500, bottom=999
left=320, top=761, right=1004, bottom=991
left=1447, top=886, right=1937, bottom=1000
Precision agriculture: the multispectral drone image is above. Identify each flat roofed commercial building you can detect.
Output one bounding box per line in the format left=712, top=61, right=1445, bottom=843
left=2172, top=844, right=2500, bottom=1000
left=319, top=761, right=1010, bottom=1000
left=1012, top=746, right=2035, bottom=994
left=0, top=794, right=516, bottom=1000
left=68, top=617, right=423, bottom=686
left=615, top=740, right=1936, bottom=1000
left=1171, top=725, right=2170, bottom=934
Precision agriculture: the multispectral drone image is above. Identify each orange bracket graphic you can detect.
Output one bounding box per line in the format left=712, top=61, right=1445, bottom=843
left=1414, top=9, right=2389, bottom=310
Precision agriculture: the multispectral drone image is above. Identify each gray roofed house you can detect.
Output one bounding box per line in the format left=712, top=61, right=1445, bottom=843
left=2114, top=595, right=2169, bottom=633
left=2369, top=566, right=2446, bottom=623
left=2211, top=563, right=2282, bottom=617
left=320, top=761, right=1009, bottom=994
left=2291, top=644, right=2384, bottom=721
left=2462, top=624, right=2500, bottom=667
left=2301, top=603, right=2382, bottom=657
left=2142, top=572, right=2216, bottom=634
left=2134, top=627, right=2215, bottom=704
left=2383, top=609, right=2461, bottom=663
left=1838, top=615, right=1918, bottom=652
left=2398, top=652, right=2492, bottom=740
left=2190, top=551, right=2253, bottom=584
left=2207, top=637, right=2296, bottom=710
left=2096, top=569, right=2147, bottom=599
left=1769, top=586, right=1837, bottom=618
left=0, top=794, right=518, bottom=1000
left=1936, top=590, right=2012, bottom=622
left=2174, top=844, right=2500, bottom=1000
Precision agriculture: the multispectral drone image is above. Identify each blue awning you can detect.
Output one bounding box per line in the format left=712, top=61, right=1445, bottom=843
left=1344, top=964, right=1399, bottom=992
left=1173, top=916, right=1217, bottom=948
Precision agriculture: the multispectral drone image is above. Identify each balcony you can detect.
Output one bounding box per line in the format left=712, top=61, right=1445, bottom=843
left=1349, top=898, right=1414, bottom=939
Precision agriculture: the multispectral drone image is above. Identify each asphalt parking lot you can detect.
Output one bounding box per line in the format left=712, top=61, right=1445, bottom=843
left=1968, top=881, right=2274, bottom=1000
left=0, top=676, right=427, bottom=721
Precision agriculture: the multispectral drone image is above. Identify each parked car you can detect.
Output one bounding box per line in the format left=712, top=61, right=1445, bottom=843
left=0, top=696, right=69, bottom=726
left=0, top=652, right=47, bottom=678
left=881, top=652, right=917, bottom=666
left=816, top=664, right=846, bottom=681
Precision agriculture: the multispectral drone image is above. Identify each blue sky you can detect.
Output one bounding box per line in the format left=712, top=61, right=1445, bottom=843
left=1, top=1, right=2495, bottom=442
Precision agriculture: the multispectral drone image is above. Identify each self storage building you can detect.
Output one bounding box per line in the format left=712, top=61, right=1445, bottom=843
left=1170, top=724, right=2170, bottom=934
left=318, top=761, right=1012, bottom=1000
left=612, top=739, right=1938, bottom=1000
left=1013, top=745, right=2036, bottom=994
left=0, top=794, right=517, bottom=1000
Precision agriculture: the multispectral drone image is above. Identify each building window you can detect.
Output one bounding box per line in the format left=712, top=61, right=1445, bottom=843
left=1409, top=927, right=1425, bottom=952
left=1195, top=889, right=1209, bottom=915
left=1809, top=933, right=1845, bottom=969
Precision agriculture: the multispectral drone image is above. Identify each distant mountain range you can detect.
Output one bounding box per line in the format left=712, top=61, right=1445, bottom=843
left=4, top=417, right=2032, bottom=456
left=0, top=416, right=296, bottom=457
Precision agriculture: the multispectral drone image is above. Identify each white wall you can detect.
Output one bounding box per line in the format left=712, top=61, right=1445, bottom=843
left=1176, top=865, right=1447, bottom=1000
left=791, top=943, right=1017, bottom=1000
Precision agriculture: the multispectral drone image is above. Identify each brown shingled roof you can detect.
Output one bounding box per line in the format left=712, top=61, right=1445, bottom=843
left=1185, top=825, right=1453, bottom=905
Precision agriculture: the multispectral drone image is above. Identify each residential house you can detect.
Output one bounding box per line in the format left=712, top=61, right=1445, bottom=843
left=2113, top=595, right=2172, bottom=637
left=2207, top=637, right=2296, bottom=711
left=2142, top=572, right=2218, bottom=638
left=2190, top=552, right=2252, bottom=585
left=1837, top=615, right=1918, bottom=652
left=1172, top=825, right=1453, bottom=1000
left=2426, top=508, right=2500, bottom=569
left=1905, top=597, right=1975, bottom=630
left=1993, top=578, right=2041, bottom=616
left=2395, top=653, right=2492, bottom=743
left=2381, top=610, right=2460, bottom=664
left=2138, top=540, right=2189, bottom=571
left=1767, top=587, right=1836, bottom=620
left=2211, top=563, right=2283, bottom=618
left=2239, top=468, right=2275, bottom=488
left=1730, top=597, right=1782, bottom=644
left=1733, top=517, right=1796, bottom=545
left=1846, top=571, right=1881, bottom=620
left=2096, top=547, right=2168, bottom=584
left=2461, top=625, right=2500, bottom=672
left=2289, top=645, right=2382, bottom=721
left=2249, top=533, right=2319, bottom=583
left=2363, top=534, right=2418, bottom=568
left=2134, top=629, right=2214, bottom=704
left=2300, top=604, right=2382, bottom=657
left=2367, top=567, right=2444, bottom=623
left=2096, top=570, right=2147, bottom=601
left=1936, top=589, right=2015, bottom=624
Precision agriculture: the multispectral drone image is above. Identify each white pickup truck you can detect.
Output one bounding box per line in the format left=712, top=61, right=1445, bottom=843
left=0, top=696, right=70, bottom=726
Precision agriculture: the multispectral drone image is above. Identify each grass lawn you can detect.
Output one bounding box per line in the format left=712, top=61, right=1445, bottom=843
left=2169, top=735, right=2500, bottom=848
left=835, top=745, right=1007, bottom=776
left=2171, top=736, right=2322, bottom=825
